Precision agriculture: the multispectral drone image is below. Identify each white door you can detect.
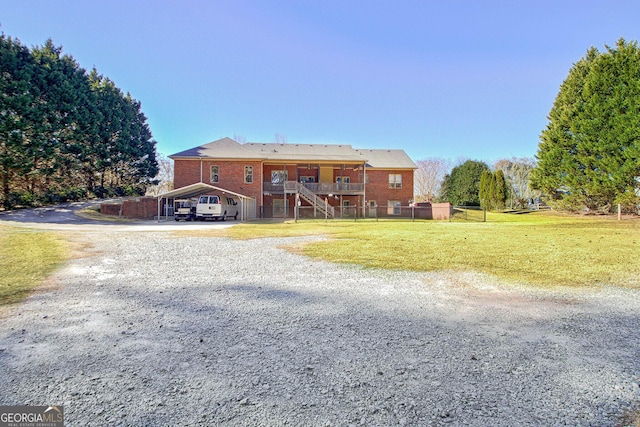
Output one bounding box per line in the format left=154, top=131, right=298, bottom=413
left=368, top=200, right=377, bottom=217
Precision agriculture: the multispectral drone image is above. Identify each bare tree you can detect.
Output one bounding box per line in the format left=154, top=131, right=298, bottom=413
left=233, top=134, right=247, bottom=144
left=414, top=157, right=452, bottom=202
left=275, top=133, right=287, bottom=144
left=146, top=154, right=174, bottom=196
left=493, top=157, right=541, bottom=208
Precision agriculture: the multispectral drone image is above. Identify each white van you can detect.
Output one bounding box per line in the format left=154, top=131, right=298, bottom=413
left=195, top=195, right=239, bottom=221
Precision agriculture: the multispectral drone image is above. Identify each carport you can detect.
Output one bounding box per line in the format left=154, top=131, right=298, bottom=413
left=157, top=183, right=256, bottom=222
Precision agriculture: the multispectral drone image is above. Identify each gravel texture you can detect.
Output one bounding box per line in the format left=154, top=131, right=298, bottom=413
left=1, top=229, right=639, bottom=426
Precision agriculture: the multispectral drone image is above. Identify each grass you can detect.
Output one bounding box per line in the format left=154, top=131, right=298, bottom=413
left=223, top=212, right=640, bottom=288
left=0, top=225, right=69, bottom=306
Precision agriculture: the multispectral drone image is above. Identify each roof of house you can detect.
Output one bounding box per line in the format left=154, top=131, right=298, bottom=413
left=170, top=137, right=417, bottom=169
left=356, top=149, right=418, bottom=169
left=170, top=137, right=257, bottom=159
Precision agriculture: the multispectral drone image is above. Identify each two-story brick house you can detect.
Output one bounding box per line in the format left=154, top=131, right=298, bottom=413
left=168, top=137, right=417, bottom=219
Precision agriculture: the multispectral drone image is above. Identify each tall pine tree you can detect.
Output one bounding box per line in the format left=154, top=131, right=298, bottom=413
left=531, top=38, right=640, bottom=212
left=0, top=35, right=158, bottom=208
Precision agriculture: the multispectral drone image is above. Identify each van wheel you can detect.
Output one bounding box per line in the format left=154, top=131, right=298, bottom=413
left=222, top=211, right=227, bottom=221
left=234, top=213, right=238, bottom=220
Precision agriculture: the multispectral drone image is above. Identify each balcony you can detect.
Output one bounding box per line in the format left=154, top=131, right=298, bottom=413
left=264, top=181, right=365, bottom=195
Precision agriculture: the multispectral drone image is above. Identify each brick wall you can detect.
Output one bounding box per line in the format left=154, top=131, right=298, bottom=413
left=365, top=169, right=414, bottom=208
left=100, top=203, right=121, bottom=216
left=173, top=159, right=202, bottom=188
left=174, top=159, right=263, bottom=212
left=100, top=197, right=158, bottom=219
left=203, top=160, right=263, bottom=201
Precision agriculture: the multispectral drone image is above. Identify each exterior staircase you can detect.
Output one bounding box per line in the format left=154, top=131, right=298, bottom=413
left=284, top=181, right=335, bottom=218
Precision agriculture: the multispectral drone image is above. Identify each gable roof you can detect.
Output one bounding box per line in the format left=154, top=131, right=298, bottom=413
left=355, top=149, right=417, bottom=169
left=169, top=137, right=258, bottom=159
left=170, top=137, right=417, bottom=169
left=244, top=142, right=364, bottom=162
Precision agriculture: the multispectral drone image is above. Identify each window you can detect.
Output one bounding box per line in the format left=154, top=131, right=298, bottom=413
left=271, top=170, right=288, bottom=184
left=387, top=200, right=401, bottom=215
left=300, top=176, right=315, bottom=183
left=389, top=174, right=402, bottom=189
left=210, top=165, right=219, bottom=183
left=245, top=166, right=253, bottom=183
left=199, top=195, right=219, bottom=204
left=337, top=176, right=350, bottom=190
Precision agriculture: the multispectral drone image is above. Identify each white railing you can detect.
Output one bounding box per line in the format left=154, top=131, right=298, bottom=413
left=302, top=182, right=364, bottom=194
left=264, top=182, right=364, bottom=194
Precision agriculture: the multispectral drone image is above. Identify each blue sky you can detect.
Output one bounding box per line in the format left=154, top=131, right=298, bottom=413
left=2, top=1, right=639, bottom=164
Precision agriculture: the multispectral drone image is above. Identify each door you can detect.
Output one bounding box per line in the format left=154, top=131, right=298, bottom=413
left=273, top=199, right=285, bottom=217
left=368, top=200, right=377, bottom=217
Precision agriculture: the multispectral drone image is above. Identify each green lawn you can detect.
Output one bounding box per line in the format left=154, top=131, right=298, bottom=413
left=0, top=225, right=69, bottom=306
left=227, top=212, right=640, bottom=288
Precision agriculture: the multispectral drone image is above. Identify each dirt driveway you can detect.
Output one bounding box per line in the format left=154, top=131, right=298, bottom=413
left=0, top=210, right=639, bottom=426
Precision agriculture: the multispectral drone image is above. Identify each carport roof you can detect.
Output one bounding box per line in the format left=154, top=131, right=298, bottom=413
left=158, top=182, right=255, bottom=200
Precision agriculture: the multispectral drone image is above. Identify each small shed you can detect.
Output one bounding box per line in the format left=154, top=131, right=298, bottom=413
left=157, top=183, right=257, bottom=222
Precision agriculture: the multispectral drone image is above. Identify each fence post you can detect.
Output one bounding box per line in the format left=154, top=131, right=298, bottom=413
left=618, top=203, right=621, bottom=221
left=483, top=207, right=486, bottom=222
left=325, top=197, right=328, bottom=222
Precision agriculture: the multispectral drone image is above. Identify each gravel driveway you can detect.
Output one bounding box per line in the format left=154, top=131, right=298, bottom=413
left=0, top=226, right=639, bottom=426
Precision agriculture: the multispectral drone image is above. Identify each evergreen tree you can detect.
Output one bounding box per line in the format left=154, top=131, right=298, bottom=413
left=0, top=35, right=158, bottom=207
left=479, top=170, right=493, bottom=210
left=531, top=38, right=640, bottom=212
left=0, top=34, right=37, bottom=206
left=479, top=169, right=507, bottom=211
left=440, top=160, right=490, bottom=206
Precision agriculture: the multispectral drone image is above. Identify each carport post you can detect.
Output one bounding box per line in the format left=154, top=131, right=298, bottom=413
left=157, top=197, right=161, bottom=223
